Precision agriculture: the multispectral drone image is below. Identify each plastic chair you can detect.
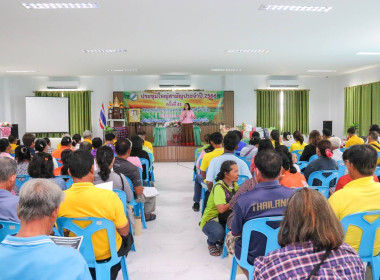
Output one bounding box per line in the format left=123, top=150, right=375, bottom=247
left=125, top=176, right=147, bottom=229
left=140, top=158, right=151, bottom=187
left=307, top=170, right=339, bottom=188
left=56, top=158, right=63, bottom=167
left=200, top=181, right=208, bottom=214
left=113, top=189, right=136, bottom=252
left=336, top=160, right=346, bottom=177
left=0, top=220, right=20, bottom=242
left=230, top=216, right=283, bottom=280
left=148, top=153, right=155, bottom=182
left=341, top=211, right=380, bottom=280
left=309, top=186, right=329, bottom=199
left=57, top=217, right=129, bottom=280
left=56, top=175, right=74, bottom=189
left=15, top=175, right=30, bottom=190
left=236, top=155, right=250, bottom=169
left=308, top=154, right=318, bottom=162
left=222, top=227, right=230, bottom=258
left=375, top=166, right=380, bottom=178
left=340, top=148, right=346, bottom=152
left=237, top=175, right=249, bottom=186
left=297, top=161, right=309, bottom=173
left=291, top=150, right=303, bottom=161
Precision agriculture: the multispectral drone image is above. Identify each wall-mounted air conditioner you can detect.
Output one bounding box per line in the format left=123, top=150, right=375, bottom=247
left=159, top=75, right=191, bottom=87
left=46, top=79, right=80, bottom=89
left=267, top=76, right=299, bottom=88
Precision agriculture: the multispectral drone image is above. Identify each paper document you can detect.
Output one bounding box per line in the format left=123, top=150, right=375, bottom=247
left=50, top=236, right=83, bottom=250
left=95, top=181, right=113, bottom=191
left=143, top=187, right=159, bottom=197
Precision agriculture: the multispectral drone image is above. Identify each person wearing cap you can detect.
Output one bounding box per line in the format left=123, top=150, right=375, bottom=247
left=52, top=136, right=73, bottom=163
left=83, top=130, right=92, bottom=145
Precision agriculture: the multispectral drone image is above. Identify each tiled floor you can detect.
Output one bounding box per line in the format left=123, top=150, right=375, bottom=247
left=121, top=162, right=246, bottom=280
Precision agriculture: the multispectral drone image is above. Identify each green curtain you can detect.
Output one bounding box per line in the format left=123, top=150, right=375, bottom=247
left=34, top=91, right=92, bottom=138
left=283, top=90, right=309, bottom=134
left=344, top=85, right=371, bottom=136
left=256, top=90, right=280, bottom=129
left=372, top=83, right=380, bottom=125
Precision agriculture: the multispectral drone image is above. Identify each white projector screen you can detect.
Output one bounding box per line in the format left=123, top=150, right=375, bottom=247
left=25, top=97, right=69, bottom=133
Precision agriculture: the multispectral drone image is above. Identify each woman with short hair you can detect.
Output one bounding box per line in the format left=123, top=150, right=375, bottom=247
left=253, top=188, right=365, bottom=279
left=300, top=130, right=322, bottom=162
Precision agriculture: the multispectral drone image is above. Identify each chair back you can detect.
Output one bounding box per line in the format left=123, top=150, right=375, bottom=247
left=56, top=217, right=124, bottom=280
left=237, top=175, right=249, bottom=186
left=113, top=189, right=127, bottom=215
left=307, top=170, right=339, bottom=188
left=238, top=216, right=283, bottom=280
left=336, top=160, right=346, bottom=177
left=235, top=155, right=250, bottom=169
left=308, top=154, right=318, bottom=162
left=148, top=153, right=155, bottom=182
left=15, top=175, right=30, bottom=190
left=291, top=150, right=303, bottom=161
left=309, top=186, right=329, bottom=199
left=56, top=158, right=63, bottom=167
left=297, top=161, right=309, bottom=173
left=0, top=220, right=20, bottom=242
left=56, top=175, right=74, bottom=189
left=125, top=176, right=146, bottom=229
left=375, top=166, right=380, bottom=178
left=341, top=211, right=380, bottom=262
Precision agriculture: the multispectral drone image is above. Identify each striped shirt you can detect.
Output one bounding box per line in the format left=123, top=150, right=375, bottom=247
left=253, top=241, right=365, bottom=279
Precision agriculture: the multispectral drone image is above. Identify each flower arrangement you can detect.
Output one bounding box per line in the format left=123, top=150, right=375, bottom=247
left=0, top=122, right=11, bottom=127
left=165, top=120, right=181, bottom=127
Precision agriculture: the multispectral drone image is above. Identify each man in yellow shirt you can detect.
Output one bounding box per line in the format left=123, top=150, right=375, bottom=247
left=368, top=131, right=380, bottom=165
left=345, top=127, right=364, bottom=148
left=83, top=130, right=92, bottom=144
left=329, top=144, right=380, bottom=256
left=58, top=149, right=131, bottom=280
left=138, top=130, right=154, bottom=154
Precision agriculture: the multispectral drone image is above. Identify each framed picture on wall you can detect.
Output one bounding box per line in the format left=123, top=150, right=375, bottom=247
left=129, top=108, right=140, bottom=123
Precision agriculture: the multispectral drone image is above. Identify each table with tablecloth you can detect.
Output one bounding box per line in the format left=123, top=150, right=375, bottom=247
left=153, top=126, right=201, bottom=146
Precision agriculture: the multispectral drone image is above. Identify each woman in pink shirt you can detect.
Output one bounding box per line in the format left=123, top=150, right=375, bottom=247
left=179, top=103, right=195, bottom=146
left=0, top=139, right=14, bottom=159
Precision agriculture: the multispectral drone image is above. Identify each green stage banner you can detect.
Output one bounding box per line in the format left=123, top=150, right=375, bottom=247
left=123, top=91, right=224, bottom=124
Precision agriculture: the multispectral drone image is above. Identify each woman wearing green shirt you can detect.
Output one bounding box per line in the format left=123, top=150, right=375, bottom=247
left=200, top=160, right=239, bottom=256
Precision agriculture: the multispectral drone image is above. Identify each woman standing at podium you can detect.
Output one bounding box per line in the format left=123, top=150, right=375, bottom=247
left=180, top=103, right=195, bottom=146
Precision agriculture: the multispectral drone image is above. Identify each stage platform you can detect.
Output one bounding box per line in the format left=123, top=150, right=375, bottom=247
left=154, top=146, right=201, bottom=162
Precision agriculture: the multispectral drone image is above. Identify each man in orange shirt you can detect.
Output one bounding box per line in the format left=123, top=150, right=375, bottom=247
left=52, top=136, right=72, bottom=162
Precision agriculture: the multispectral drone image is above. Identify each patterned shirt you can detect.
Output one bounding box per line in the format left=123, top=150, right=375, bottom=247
left=253, top=241, right=365, bottom=279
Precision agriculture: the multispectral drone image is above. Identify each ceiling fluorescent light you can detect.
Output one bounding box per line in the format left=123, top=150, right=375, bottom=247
left=5, top=70, right=38, bottom=73
left=210, top=69, right=242, bottom=72
left=225, top=49, right=268, bottom=54
left=21, top=3, right=98, bottom=9
left=307, top=70, right=336, bottom=73
left=82, top=49, right=127, bottom=53
left=107, top=69, right=139, bottom=72
left=259, top=4, right=332, bottom=12
left=356, top=52, right=380, bottom=55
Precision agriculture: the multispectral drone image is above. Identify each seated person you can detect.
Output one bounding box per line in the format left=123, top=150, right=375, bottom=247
left=289, top=131, right=306, bottom=152
left=0, top=158, right=19, bottom=222
left=130, top=135, right=151, bottom=183
left=282, top=131, right=295, bottom=147
left=72, top=134, right=82, bottom=150
left=79, top=141, right=92, bottom=151
left=322, top=128, right=332, bottom=140
left=91, top=137, right=103, bottom=158
left=270, top=129, right=282, bottom=148
left=329, top=144, right=380, bottom=256
left=0, top=139, right=13, bottom=159
left=345, top=127, right=364, bottom=148
left=22, top=133, right=35, bottom=156
left=303, top=140, right=338, bottom=184
left=367, top=131, right=380, bottom=165
left=43, top=137, right=55, bottom=154
left=8, top=135, right=18, bottom=155
left=94, top=146, right=134, bottom=227
left=254, top=188, right=365, bottom=279
left=200, top=160, right=239, bottom=256
left=195, top=134, right=211, bottom=156
left=200, top=132, right=224, bottom=179
left=300, top=130, right=322, bottom=162
left=0, top=178, right=91, bottom=279
left=54, top=149, right=72, bottom=176
left=105, top=133, right=116, bottom=154
left=250, top=139, right=274, bottom=173
left=231, top=150, right=294, bottom=272
left=206, top=132, right=252, bottom=190
left=276, top=149, right=307, bottom=188
left=239, top=137, right=260, bottom=161
left=58, top=150, right=131, bottom=280
left=35, top=139, right=58, bottom=169
left=28, top=153, right=66, bottom=190
left=82, top=130, right=92, bottom=144
left=15, top=145, right=31, bottom=177
left=138, top=130, right=154, bottom=154
left=230, top=130, right=246, bottom=153
left=52, top=136, right=73, bottom=162
left=330, top=136, right=343, bottom=162
left=114, top=139, right=156, bottom=222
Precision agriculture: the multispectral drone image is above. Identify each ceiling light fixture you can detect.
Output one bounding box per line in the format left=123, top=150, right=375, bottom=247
left=307, top=70, right=336, bottom=73
left=5, top=70, right=38, bottom=73
left=107, top=69, right=139, bottom=72
left=82, top=49, right=127, bottom=53
left=210, top=69, right=242, bottom=72
left=21, top=3, right=98, bottom=9
left=259, top=4, right=332, bottom=12
left=225, top=49, right=268, bottom=54
left=356, top=52, right=380, bottom=55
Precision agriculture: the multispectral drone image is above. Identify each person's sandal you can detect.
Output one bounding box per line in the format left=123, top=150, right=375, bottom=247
left=208, top=245, right=221, bottom=256
left=145, top=213, right=156, bottom=222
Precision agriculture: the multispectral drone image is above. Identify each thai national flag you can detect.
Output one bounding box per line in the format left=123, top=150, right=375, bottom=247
left=99, top=103, right=106, bottom=130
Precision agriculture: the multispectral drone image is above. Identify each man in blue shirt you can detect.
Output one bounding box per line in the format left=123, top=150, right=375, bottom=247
left=0, top=157, right=19, bottom=222
left=206, top=131, right=252, bottom=190
left=231, top=150, right=294, bottom=269
left=0, top=178, right=91, bottom=280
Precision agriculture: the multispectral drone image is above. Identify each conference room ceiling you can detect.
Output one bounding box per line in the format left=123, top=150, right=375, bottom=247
left=1, top=0, right=380, bottom=77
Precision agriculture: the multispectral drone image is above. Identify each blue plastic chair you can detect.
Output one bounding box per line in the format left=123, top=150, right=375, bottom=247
left=308, top=154, right=319, bottom=162
left=340, top=148, right=346, bottom=152
left=341, top=211, right=380, bottom=280
left=56, top=175, right=74, bottom=189
left=291, top=150, right=303, bottom=161
left=148, top=153, right=155, bottom=182
left=139, top=158, right=151, bottom=187
left=200, top=181, right=208, bottom=214
left=57, top=217, right=129, bottom=280
left=125, top=176, right=147, bottom=229
left=222, top=227, right=230, bottom=258
left=336, top=160, right=346, bottom=178
left=375, top=166, right=380, bottom=178
left=113, top=189, right=136, bottom=252
left=0, top=220, right=20, bottom=242
left=236, top=155, right=251, bottom=169
left=307, top=170, right=339, bottom=188
left=309, top=186, right=330, bottom=199
left=237, top=175, right=249, bottom=186
left=230, top=216, right=283, bottom=280
left=56, top=158, right=63, bottom=167
left=15, top=175, right=30, bottom=191
left=297, top=161, right=309, bottom=173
